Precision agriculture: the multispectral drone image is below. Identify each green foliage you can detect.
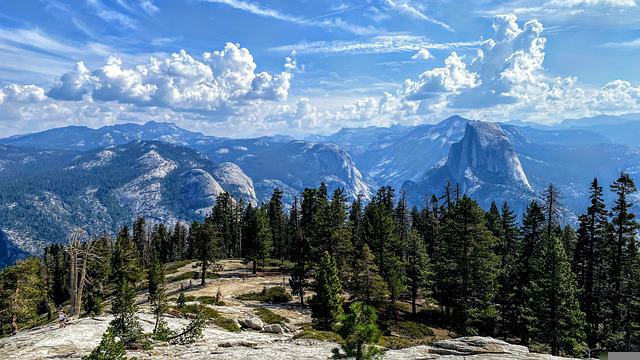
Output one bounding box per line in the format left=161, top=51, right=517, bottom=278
left=255, top=307, right=290, bottom=324
left=177, top=304, right=240, bottom=332
left=83, top=326, right=128, bottom=360
left=110, top=279, right=144, bottom=348
left=529, top=235, right=586, bottom=356
left=176, top=292, right=186, bottom=308
left=0, top=257, right=47, bottom=335
left=433, top=196, right=499, bottom=335
left=349, top=244, right=388, bottom=307
left=236, top=286, right=292, bottom=303
left=334, top=301, right=382, bottom=360
left=294, top=323, right=341, bottom=342
left=152, top=319, right=173, bottom=341
left=310, top=252, right=344, bottom=330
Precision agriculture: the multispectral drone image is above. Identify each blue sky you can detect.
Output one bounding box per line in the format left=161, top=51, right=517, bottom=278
left=0, top=0, right=639, bottom=137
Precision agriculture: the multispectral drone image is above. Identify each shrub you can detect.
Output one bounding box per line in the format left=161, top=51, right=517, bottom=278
left=255, top=307, right=289, bottom=324
left=83, top=326, right=129, bottom=360
left=236, top=286, right=292, bottom=304
left=177, top=304, right=240, bottom=332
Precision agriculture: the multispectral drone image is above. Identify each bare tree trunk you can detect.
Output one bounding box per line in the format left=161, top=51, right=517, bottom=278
left=74, top=248, right=89, bottom=317
left=69, top=248, right=78, bottom=317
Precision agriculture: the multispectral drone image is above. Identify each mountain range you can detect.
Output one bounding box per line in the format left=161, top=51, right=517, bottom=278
left=2, top=114, right=640, bottom=266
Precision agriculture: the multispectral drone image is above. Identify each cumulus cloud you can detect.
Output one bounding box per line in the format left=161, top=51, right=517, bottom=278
left=403, top=52, right=479, bottom=100
left=411, top=48, right=433, bottom=60
left=48, top=43, right=296, bottom=112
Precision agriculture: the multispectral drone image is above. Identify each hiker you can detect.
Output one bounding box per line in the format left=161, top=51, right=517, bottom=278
left=58, top=308, right=67, bottom=328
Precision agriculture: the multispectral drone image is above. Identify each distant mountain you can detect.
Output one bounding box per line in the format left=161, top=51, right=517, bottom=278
left=403, top=121, right=534, bottom=210
left=560, top=113, right=640, bottom=128
left=0, top=121, right=216, bottom=150
left=0, top=141, right=256, bottom=266
left=4, top=115, right=640, bottom=266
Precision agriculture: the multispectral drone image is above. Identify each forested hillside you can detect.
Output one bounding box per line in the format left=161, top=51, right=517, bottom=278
left=2, top=173, right=640, bottom=358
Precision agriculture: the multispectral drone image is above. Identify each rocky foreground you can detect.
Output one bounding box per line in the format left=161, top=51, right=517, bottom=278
left=0, top=260, right=577, bottom=359
left=0, top=314, right=574, bottom=360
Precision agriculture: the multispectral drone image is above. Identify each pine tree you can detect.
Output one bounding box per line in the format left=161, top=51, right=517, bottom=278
left=364, top=186, right=404, bottom=315
left=349, top=195, right=365, bottom=250
left=607, top=172, right=638, bottom=349
left=0, top=258, right=46, bottom=335
left=132, top=217, right=147, bottom=266
left=210, top=192, right=237, bottom=258
left=350, top=244, right=388, bottom=307
left=334, top=302, right=382, bottom=360
left=530, top=234, right=586, bottom=356
left=193, top=219, right=221, bottom=286
left=288, top=197, right=310, bottom=305
left=573, top=178, right=609, bottom=350
left=242, top=205, right=272, bottom=273
left=496, top=202, right=520, bottom=338
left=514, top=201, right=545, bottom=343
left=310, top=252, right=344, bottom=330
left=111, top=278, right=143, bottom=347
left=111, top=226, right=142, bottom=286
left=433, top=196, right=499, bottom=335
left=171, top=222, right=187, bottom=262
left=267, top=188, right=288, bottom=262
left=405, top=229, right=431, bottom=315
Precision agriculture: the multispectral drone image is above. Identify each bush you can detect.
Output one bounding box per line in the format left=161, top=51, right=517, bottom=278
left=293, top=324, right=340, bottom=342
left=165, top=260, right=193, bottom=274
left=255, top=307, right=290, bottom=324
left=168, top=271, right=219, bottom=283
left=152, top=319, right=174, bottom=341
left=83, top=326, right=129, bottom=360
left=197, top=295, right=225, bottom=306
left=177, top=304, right=240, bottom=332
left=236, top=286, right=292, bottom=304
left=387, top=321, right=434, bottom=339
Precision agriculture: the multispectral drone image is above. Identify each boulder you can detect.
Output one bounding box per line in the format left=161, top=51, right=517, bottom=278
left=239, top=317, right=264, bottom=331
left=263, top=324, right=283, bottom=334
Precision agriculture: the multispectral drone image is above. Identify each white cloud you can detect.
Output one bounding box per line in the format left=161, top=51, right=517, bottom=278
left=403, top=52, right=479, bottom=100
left=600, top=38, right=640, bottom=48
left=269, top=35, right=482, bottom=55
left=201, top=0, right=378, bottom=35
left=47, top=43, right=296, bottom=112
left=411, top=48, right=433, bottom=60
left=140, top=0, right=159, bottom=14
left=382, top=0, right=453, bottom=31
left=87, top=0, right=137, bottom=29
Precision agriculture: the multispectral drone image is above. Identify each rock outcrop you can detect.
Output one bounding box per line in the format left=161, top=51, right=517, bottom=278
left=383, top=337, right=575, bottom=359
left=0, top=314, right=577, bottom=360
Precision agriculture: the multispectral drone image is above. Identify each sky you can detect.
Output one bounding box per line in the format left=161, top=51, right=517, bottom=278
left=0, top=0, right=639, bottom=137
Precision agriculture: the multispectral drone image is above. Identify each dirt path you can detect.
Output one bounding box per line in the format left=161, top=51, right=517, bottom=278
left=165, top=259, right=311, bottom=325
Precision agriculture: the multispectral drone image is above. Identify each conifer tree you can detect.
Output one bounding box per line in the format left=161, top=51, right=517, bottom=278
left=573, top=178, right=609, bottom=349
left=607, top=172, right=638, bottom=344
left=334, top=302, right=382, bottom=360
left=267, top=188, right=288, bottom=262
left=210, top=192, right=237, bottom=258
left=496, top=202, right=520, bottom=338
left=310, top=252, right=344, bottom=330
left=349, top=195, right=365, bottom=250
left=110, top=279, right=143, bottom=347
left=111, top=226, right=142, bottom=286
left=514, top=201, right=545, bottom=343
left=405, top=229, right=431, bottom=315
left=132, top=217, right=147, bottom=266
left=171, top=222, right=187, bottom=262
left=350, top=244, right=388, bottom=307
left=288, top=197, right=310, bottom=305
left=433, top=196, right=499, bottom=335
left=0, top=258, right=46, bottom=335
left=530, top=235, right=586, bottom=356
left=192, top=219, right=221, bottom=286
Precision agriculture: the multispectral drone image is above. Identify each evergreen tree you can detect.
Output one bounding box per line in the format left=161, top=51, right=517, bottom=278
left=210, top=192, right=237, bottom=258
left=405, top=229, right=431, bottom=315
left=349, top=195, right=365, bottom=250
left=242, top=205, right=272, bottom=273
left=110, top=279, right=143, bottom=347
left=111, top=226, right=141, bottom=286
left=530, top=235, right=586, bottom=356
left=573, top=178, right=609, bottom=350
left=514, top=201, right=545, bottom=343
left=0, top=258, right=46, bottom=335
left=496, top=202, right=520, bottom=338
left=288, top=197, right=310, bottom=305
left=433, top=196, right=499, bottom=335
left=334, top=302, right=382, bottom=360
left=193, top=219, right=221, bottom=286
left=132, top=217, right=147, bottom=266
left=310, top=252, right=344, bottom=330
left=607, top=172, right=638, bottom=349
left=171, top=222, right=187, bottom=262
left=267, top=188, right=288, bottom=262
left=350, top=244, right=388, bottom=307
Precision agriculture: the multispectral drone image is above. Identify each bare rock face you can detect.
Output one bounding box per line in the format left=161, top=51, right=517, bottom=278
left=0, top=315, right=577, bottom=360
left=383, top=337, right=575, bottom=359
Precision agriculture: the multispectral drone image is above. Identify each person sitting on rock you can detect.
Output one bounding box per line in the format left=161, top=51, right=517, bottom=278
left=58, top=308, right=67, bottom=328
